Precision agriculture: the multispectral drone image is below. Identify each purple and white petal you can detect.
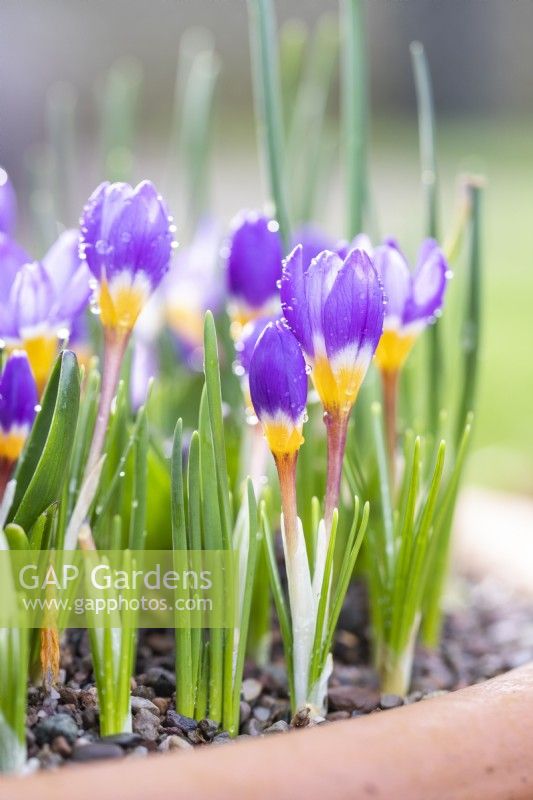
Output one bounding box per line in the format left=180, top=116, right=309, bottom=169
left=249, top=320, right=307, bottom=425
left=11, top=261, right=55, bottom=338
left=226, top=211, right=282, bottom=309
left=0, top=350, right=38, bottom=433
left=373, top=244, right=411, bottom=328
left=0, top=234, right=31, bottom=339
left=403, top=239, right=449, bottom=326
left=323, top=249, right=384, bottom=362
left=42, top=229, right=92, bottom=327
left=281, top=245, right=314, bottom=357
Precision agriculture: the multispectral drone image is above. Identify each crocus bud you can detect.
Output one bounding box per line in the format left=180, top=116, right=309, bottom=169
left=373, top=239, right=449, bottom=373
left=0, top=167, right=17, bottom=236
left=226, top=211, right=282, bottom=326
left=249, top=320, right=308, bottom=458
left=0, top=351, right=38, bottom=463
left=235, top=315, right=275, bottom=411
left=281, top=245, right=384, bottom=419
left=80, top=180, right=175, bottom=334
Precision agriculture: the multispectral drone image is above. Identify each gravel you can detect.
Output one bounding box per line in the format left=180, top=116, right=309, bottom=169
left=25, top=576, right=533, bottom=770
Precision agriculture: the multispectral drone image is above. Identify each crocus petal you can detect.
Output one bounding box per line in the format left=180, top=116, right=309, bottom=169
left=236, top=315, right=277, bottom=376
left=403, top=239, right=448, bottom=326
left=292, top=225, right=338, bottom=270
left=226, top=211, right=282, bottom=310
left=249, top=320, right=307, bottom=456
left=281, top=245, right=314, bottom=357
left=0, top=234, right=31, bottom=339
left=305, top=250, right=343, bottom=350
left=165, top=217, right=223, bottom=347
left=337, top=233, right=374, bottom=260
left=373, top=243, right=411, bottom=327
left=11, top=261, right=55, bottom=338
left=0, top=168, right=17, bottom=237
left=324, top=249, right=384, bottom=361
left=42, top=229, right=92, bottom=327
left=0, top=350, right=38, bottom=461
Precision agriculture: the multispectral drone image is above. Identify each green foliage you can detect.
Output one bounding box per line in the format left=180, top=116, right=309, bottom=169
left=170, top=313, right=260, bottom=735
left=10, top=351, right=80, bottom=534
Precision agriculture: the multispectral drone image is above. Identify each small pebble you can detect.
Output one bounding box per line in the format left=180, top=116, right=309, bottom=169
left=212, top=732, right=232, bottom=744
left=165, top=710, right=198, bottom=733
left=152, top=697, right=170, bottom=715
left=379, top=693, right=404, bottom=710
left=242, top=678, right=262, bottom=704
left=35, top=714, right=79, bottom=746
left=102, top=732, right=143, bottom=749
left=131, top=696, right=160, bottom=716
left=159, top=734, right=193, bottom=752
left=264, top=720, right=289, bottom=734
left=132, top=708, right=160, bottom=742
left=71, top=742, right=124, bottom=762
left=197, top=719, right=219, bottom=741
left=242, top=718, right=264, bottom=736
left=253, top=706, right=271, bottom=723
left=51, top=736, right=72, bottom=757
left=239, top=701, right=251, bottom=723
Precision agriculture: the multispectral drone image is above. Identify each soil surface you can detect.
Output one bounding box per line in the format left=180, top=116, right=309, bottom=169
left=25, top=576, right=533, bottom=771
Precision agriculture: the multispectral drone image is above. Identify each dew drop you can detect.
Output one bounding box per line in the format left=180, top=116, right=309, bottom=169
left=95, top=239, right=109, bottom=255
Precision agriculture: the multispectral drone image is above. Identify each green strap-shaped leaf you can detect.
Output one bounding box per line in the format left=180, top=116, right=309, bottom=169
left=10, top=351, right=80, bottom=532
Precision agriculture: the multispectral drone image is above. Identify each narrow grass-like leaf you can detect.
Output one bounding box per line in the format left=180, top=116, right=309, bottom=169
left=341, top=0, right=368, bottom=236
left=422, top=416, right=473, bottom=645
left=171, top=419, right=194, bottom=718
left=260, top=503, right=294, bottom=702
left=410, top=41, right=442, bottom=435
left=10, top=351, right=80, bottom=532
left=455, top=184, right=482, bottom=447
left=229, top=479, right=259, bottom=735
left=248, top=0, right=291, bottom=248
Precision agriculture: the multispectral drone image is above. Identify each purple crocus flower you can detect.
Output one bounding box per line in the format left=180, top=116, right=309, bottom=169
left=0, top=168, right=17, bottom=237
left=281, top=245, right=384, bottom=418
left=165, top=217, right=222, bottom=355
left=249, top=320, right=308, bottom=458
left=225, top=211, right=283, bottom=324
left=373, top=238, right=449, bottom=372
left=80, top=180, right=175, bottom=333
left=0, top=351, right=38, bottom=463
left=6, top=230, right=92, bottom=389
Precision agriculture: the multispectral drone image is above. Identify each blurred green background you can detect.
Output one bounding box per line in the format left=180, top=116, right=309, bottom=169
left=0, top=0, right=531, bottom=492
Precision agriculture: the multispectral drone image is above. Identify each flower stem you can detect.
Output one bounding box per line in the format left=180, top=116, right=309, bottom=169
left=274, top=452, right=299, bottom=551
left=381, top=369, right=399, bottom=486
left=86, top=327, right=129, bottom=475
left=275, top=451, right=315, bottom=710
left=324, top=412, right=349, bottom=531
